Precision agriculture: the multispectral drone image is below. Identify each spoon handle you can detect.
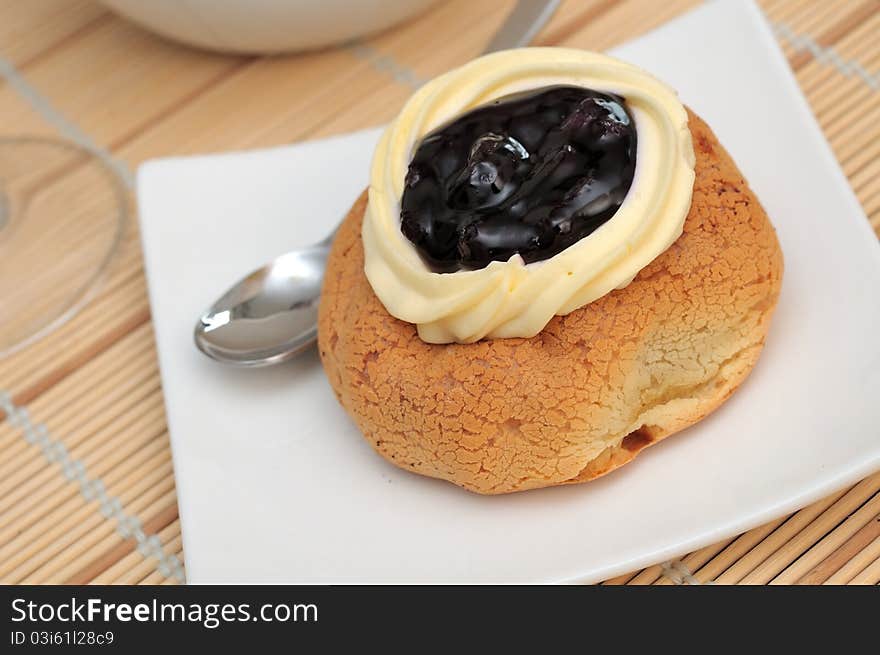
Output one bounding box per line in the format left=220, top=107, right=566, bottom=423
left=482, top=0, right=561, bottom=55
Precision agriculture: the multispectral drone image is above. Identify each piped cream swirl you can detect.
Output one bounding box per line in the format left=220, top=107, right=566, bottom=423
left=362, top=48, right=695, bottom=344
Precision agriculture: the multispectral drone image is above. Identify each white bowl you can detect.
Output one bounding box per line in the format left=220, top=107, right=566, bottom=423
left=98, top=0, right=440, bottom=54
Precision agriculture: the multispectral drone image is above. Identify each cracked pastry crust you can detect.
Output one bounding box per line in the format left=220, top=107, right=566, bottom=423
left=318, top=110, right=783, bottom=494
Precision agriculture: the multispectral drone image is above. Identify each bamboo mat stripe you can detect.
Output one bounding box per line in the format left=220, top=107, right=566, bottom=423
left=348, top=43, right=427, bottom=89
left=0, top=54, right=132, bottom=187
left=0, top=0, right=878, bottom=586
left=772, top=21, right=880, bottom=88
left=0, top=391, right=184, bottom=583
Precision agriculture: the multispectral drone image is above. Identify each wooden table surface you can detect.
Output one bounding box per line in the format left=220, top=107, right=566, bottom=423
left=1, top=0, right=878, bottom=585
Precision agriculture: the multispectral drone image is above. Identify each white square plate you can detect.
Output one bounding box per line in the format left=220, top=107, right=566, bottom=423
left=137, top=0, right=880, bottom=583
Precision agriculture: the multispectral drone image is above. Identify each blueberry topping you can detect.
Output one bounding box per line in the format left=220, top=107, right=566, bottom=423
left=400, top=86, right=637, bottom=273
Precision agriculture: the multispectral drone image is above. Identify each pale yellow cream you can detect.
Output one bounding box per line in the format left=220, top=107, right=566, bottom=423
left=362, top=48, right=695, bottom=344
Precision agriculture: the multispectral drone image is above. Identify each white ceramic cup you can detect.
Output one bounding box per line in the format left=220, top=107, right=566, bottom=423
left=98, top=0, right=441, bottom=54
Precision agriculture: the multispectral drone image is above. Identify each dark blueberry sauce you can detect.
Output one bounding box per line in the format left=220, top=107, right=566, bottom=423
left=400, top=85, right=637, bottom=273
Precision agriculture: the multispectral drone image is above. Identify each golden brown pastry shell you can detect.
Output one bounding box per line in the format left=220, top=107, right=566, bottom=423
left=318, top=110, right=783, bottom=494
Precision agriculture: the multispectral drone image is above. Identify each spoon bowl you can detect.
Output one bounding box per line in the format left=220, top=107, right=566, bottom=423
left=194, top=239, right=331, bottom=366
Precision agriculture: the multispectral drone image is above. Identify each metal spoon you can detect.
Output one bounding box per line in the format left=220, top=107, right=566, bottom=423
left=195, top=0, right=560, bottom=366
left=195, top=233, right=333, bottom=366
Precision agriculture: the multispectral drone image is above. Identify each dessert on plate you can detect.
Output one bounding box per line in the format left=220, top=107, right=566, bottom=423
left=318, top=48, right=783, bottom=494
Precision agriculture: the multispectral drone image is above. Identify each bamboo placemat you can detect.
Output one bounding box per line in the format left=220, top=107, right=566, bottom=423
left=0, top=0, right=878, bottom=586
